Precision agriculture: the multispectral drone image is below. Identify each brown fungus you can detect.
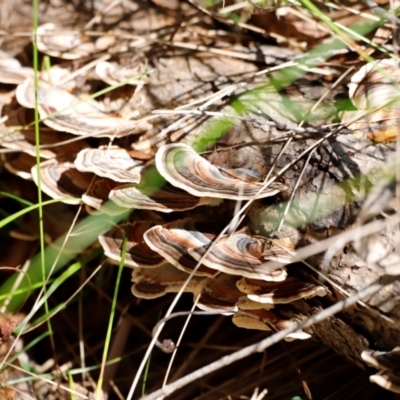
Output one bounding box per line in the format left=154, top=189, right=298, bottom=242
left=131, top=263, right=205, bottom=299
left=31, top=159, right=93, bottom=204
left=143, top=219, right=220, bottom=277
left=188, top=232, right=287, bottom=282
left=155, top=143, right=287, bottom=200
left=109, top=182, right=221, bottom=213
left=36, top=23, right=96, bottom=60
left=99, top=222, right=166, bottom=268
left=236, top=276, right=327, bottom=304
left=197, top=273, right=244, bottom=313
left=0, top=130, right=87, bottom=160
left=95, top=60, right=146, bottom=86
left=75, top=147, right=144, bottom=183
left=0, top=52, right=33, bottom=85
left=232, top=309, right=311, bottom=341
left=362, top=347, right=400, bottom=394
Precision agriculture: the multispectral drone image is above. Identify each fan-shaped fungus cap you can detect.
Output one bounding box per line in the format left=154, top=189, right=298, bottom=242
left=155, top=143, right=287, bottom=200
left=362, top=347, right=400, bottom=371
left=188, top=232, right=287, bottom=282
left=369, top=373, right=400, bottom=394
left=131, top=263, right=205, bottom=299
left=0, top=52, right=33, bottom=84
left=236, top=276, right=327, bottom=304
left=95, top=60, right=145, bottom=86
left=232, top=309, right=311, bottom=340
left=0, top=130, right=87, bottom=159
left=143, top=219, right=219, bottom=277
left=16, top=67, right=75, bottom=109
left=35, top=86, right=151, bottom=138
left=31, top=159, right=93, bottom=204
left=2, top=152, right=37, bottom=180
left=75, top=147, right=144, bottom=183
left=361, top=347, right=400, bottom=394
left=99, top=222, right=166, bottom=268
left=109, top=181, right=221, bottom=213
left=197, top=274, right=243, bottom=313
left=36, top=23, right=96, bottom=59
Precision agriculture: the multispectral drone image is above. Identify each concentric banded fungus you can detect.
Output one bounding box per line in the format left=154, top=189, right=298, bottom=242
left=99, top=222, right=165, bottom=268
left=0, top=52, right=33, bottom=84
left=155, top=143, right=287, bottom=199
left=35, top=87, right=151, bottom=138
left=197, top=273, right=243, bottom=313
left=236, top=276, right=327, bottom=304
left=36, top=23, right=96, bottom=59
left=131, top=263, right=205, bottom=299
left=31, top=159, right=93, bottom=204
left=143, top=219, right=219, bottom=277
left=74, top=147, right=144, bottom=183
left=188, top=232, right=287, bottom=282
left=341, top=59, right=400, bottom=143
left=109, top=182, right=221, bottom=212
left=2, top=152, right=37, bottom=180
left=16, top=67, right=75, bottom=109
left=16, top=77, right=48, bottom=109
left=0, top=130, right=87, bottom=159
left=232, top=309, right=311, bottom=341
left=95, top=60, right=145, bottom=86
left=362, top=347, right=400, bottom=394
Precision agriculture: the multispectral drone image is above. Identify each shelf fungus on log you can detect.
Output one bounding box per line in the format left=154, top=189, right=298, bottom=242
left=31, top=159, right=93, bottom=204
left=236, top=276, right=327, bottom=304
left=155, top=143, right=287, bottom=200
left=362, top=347, right=400, bottom=394
left=341, top=59, right=400, bottom=143
left=188, top=232, right=287, bottom=282
left=131, top=263, right=205, bottom=299
left=232, top=309, right=311, bottom=341
left=99, top=222, right=166, bottom=268
left=74, top=147, right=144, bottom=183
left=109, top=182, right=221, bottom=212
left=143, top=219, right=220, bottom=277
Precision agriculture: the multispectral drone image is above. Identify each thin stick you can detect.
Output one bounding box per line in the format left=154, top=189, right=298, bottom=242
left=162, top=296, right=199, bottom=387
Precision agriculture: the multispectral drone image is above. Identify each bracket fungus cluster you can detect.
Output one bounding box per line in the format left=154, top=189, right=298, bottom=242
left=0, top=43, right=328, bottom=343
left=93, top=145, right=328, bottom=340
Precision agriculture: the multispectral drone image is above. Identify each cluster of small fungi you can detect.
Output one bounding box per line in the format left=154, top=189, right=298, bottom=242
left=97, top=143, right=329, bottom=340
